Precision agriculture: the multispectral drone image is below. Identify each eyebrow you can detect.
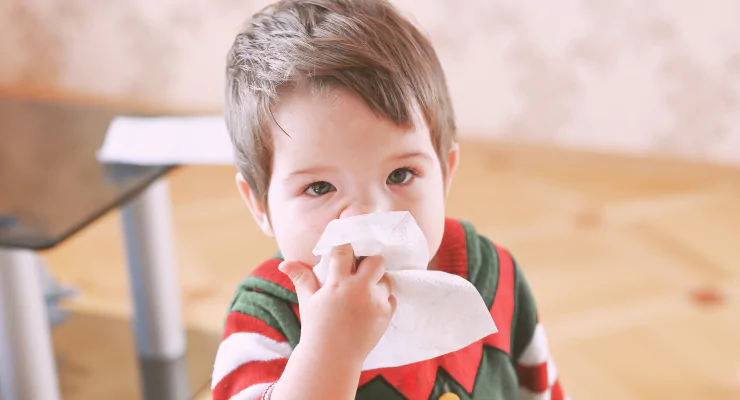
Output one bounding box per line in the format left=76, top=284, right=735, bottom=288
left=286, top=166, right=336, bottom=178
left=389, top=152, right=433, bottom=163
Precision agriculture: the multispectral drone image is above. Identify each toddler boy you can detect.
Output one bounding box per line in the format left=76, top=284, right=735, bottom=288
left=212, top=0, right=567, bottom=399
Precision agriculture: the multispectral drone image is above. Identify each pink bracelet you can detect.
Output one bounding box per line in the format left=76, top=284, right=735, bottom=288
left=260, top=382, right=277, bottom=400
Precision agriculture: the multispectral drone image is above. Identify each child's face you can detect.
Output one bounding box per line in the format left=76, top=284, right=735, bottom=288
left=239, top=85, right=458, bottom=267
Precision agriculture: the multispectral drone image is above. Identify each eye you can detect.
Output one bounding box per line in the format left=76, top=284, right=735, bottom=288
left=305, top=181, right=335, bottom=196
left=387, top=167, right=417, bottom=185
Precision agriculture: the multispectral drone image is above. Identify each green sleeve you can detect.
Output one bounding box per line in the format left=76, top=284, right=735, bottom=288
left=228, top=275, right=302, bottom=347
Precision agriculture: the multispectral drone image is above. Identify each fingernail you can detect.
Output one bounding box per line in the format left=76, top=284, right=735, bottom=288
left=278, top=261, right=287, bottom=273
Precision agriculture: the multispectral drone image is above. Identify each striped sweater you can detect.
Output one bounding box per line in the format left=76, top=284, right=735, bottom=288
left=212, top=218, right=568, bottom=400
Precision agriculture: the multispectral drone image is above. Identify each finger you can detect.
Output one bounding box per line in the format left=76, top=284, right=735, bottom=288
left=326, top=243, right=355, bottom=283
left=356, top=255, right=386, bottom=285
left=278, top=261, right=320, bottom=303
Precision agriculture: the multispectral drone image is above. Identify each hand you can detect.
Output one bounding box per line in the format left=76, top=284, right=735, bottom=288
left=279, top=244, right=397, bottom=365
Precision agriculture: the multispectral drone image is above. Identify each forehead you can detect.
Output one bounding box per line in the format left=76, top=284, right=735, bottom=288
left=269, top=85, right=431, bottom=152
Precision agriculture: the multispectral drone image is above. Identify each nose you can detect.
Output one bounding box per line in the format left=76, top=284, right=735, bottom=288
left=339, top=202, right=374, bottom=219
left=338, top=194, right=390, bottom=219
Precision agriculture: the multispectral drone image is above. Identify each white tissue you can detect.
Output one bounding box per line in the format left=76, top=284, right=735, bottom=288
left=312, top=211, right=497, bottom=370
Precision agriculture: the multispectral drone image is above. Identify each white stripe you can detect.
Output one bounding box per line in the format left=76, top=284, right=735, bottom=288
left=519, top=387, right=551, bottom=400
left=229, top=382, right=273, bottom=400
left=518, top=324, right=550, bottom=366
left=547, top=356, right=558, bottom=387
left=211, top=332, right=293, bottom=389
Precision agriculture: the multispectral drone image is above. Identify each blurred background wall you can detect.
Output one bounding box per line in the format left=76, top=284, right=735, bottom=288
left=1, top=0, right=739, bottom=163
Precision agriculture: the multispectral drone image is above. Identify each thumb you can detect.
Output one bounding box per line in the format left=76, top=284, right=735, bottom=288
left=278, top=261, right=320, bottom=303
left=388, top=294, right=398, bottom=316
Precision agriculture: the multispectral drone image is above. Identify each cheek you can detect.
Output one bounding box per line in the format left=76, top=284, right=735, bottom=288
left=404, top=176, right=447, bottom=261
left=269, top=199, right=336, bottom=265
left=417, top=203, right=446, bottom=261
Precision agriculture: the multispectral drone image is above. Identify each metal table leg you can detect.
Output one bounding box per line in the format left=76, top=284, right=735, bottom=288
left=120, top=179, right=189, bottom=399
left=0, top=248, right=60, bottom=400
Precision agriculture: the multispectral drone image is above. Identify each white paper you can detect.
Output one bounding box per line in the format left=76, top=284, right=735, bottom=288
left=97, top=115, right=235, bottom=165
left=312, top=211, right=497, bottom=370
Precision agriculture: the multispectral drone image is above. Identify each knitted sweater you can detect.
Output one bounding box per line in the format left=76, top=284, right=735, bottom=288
left=211, top=219, right=567, bottom=400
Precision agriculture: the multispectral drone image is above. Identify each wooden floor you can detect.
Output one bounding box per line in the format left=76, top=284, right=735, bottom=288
left=40, top=139, right=740, bottom=399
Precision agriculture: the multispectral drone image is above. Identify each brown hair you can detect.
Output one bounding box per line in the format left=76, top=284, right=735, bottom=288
left=225, top=0, right=456, bottom=207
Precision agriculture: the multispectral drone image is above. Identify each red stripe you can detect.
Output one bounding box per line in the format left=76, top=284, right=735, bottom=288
left=212, top=358, right=287, bottom=400
left=551, top=379, right=565, bottom=400
left=484, top=245, right=516, bottom=354
left=515, top=362, right=549, bottom=393
left=251, top=258, right=297, bottom=294
left=433, top=219, right=468, bottom=279
left=432, top=219, right=481, bottom=392
left=222, top=312, right=287, bottom=342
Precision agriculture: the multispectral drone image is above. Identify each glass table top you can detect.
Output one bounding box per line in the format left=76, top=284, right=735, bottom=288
left=0, top=97, right=175, bottom=250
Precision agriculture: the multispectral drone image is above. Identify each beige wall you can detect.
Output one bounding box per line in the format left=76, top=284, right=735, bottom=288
left=2, top=0, right=739, bottom=164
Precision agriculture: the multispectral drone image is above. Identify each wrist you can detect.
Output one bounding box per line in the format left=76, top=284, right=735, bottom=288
left=294, top=340, right=365, bottom=371
left=271, top=342, right=363, bottom=400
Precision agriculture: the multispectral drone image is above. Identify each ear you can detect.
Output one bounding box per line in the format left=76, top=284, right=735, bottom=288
left=236, top=172, right=274, bottom=237
left=444, top=142, right=460, bottom=197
